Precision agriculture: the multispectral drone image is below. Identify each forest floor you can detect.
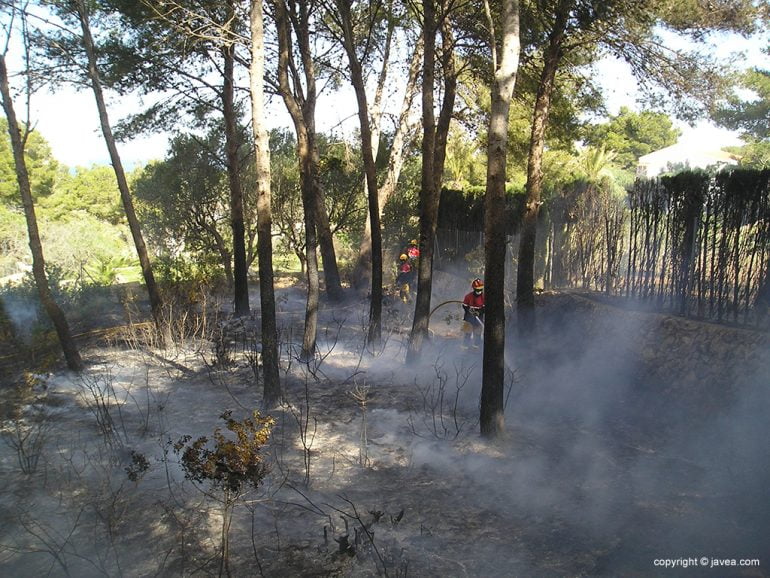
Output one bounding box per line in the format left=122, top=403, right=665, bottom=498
left=0, top=277, right=768, bottom=577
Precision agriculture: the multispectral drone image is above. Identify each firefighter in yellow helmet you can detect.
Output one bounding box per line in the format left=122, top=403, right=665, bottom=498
left=405, top=239, right=420, bottom=285
left=395, top=254, right=412, bottom=302
left=406, top=239, right=420, bottom=264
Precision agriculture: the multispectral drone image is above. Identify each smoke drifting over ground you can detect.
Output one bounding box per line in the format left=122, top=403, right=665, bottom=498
left=1, top=293, right=40, bottom=341
left=0, top=280, right=767, bottom=576
left=502, top=294, right=770, bottom=573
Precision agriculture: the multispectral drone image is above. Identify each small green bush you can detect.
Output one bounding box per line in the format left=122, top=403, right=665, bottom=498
left=174, top=410, right=274, bottom=494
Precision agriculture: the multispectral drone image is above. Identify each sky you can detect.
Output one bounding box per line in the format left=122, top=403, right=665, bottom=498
left=593, top=54, right=745, bottom=149
left=27, top=89, right=170, bottom=169
left=17, top=27, right=766, bottom=169
left=26, top=85, right=358, bottom=169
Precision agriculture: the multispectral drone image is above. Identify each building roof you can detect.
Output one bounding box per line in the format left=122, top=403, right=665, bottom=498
left=636, top=142, right=741, bottom=177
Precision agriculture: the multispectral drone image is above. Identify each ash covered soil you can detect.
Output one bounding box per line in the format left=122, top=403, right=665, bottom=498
left=1, top=279, right=769, bottom=577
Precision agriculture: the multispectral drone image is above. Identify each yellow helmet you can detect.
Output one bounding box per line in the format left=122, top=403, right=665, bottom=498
left=399, top=254, right=408, bottom=261
left=409, top=239, right=418, bottom=245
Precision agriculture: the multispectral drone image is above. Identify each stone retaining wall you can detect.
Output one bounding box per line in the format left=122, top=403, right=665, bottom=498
left=541, top=292, right=769, bottom=410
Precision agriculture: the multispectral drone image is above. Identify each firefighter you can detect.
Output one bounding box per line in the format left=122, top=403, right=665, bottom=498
left=395, top=254, right=412, bottom=302
left=462, top=278, right=485, bottom=347
left=405, top=239, right=420, bottom=285
left=406, top=239, right=420, bottom=265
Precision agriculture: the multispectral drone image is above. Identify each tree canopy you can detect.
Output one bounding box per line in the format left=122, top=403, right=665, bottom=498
left=714, top=53, right=770, bottom=168
left=0, top=118, right=59, bottom=206
left=3, top=0, right=768, bottom=310
left=582, top=106, right=681, bottom=171
left=715, top=66, right=770, bottom=140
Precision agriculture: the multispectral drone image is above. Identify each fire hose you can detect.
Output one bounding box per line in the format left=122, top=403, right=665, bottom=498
left=427, top=300, right=464, bottom=323
left=427, top=300, right=485, bottom=339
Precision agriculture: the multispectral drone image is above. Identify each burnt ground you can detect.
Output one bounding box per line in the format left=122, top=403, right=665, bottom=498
left=0, top=284, right=768, bottom=577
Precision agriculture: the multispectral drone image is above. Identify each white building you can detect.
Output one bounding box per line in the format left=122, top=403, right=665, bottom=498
left=636, top=142, right=741, bottom=177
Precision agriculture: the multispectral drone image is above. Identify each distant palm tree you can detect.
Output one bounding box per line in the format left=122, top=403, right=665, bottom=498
left=581, top=145, right=617, bottom=181
left=85, top=255, right=137, bottom=286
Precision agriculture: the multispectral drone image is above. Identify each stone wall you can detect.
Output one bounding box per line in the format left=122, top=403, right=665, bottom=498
left=538, top=292, right=769, bottom=411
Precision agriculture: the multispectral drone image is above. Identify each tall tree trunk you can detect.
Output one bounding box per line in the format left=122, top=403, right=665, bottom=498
left=283, top=0, right=341, bottom=302
left=335, top=0, right=383, bottom=347
left=353, top=54, right=419, bottom=285
left=406, top=0, right=437, bottom=364
left=480, top=0, right=520, bottom=438
left=272, top=0, right=319, bottom=360
left=351, top=23, right=422, bottom=290
left=314, top=187, right=343, bottom=301
left=0, top=54, right=83, bottom=372
left=75, top=0, right=163, bottom=330
left=407, top=1, right=456, bottom=364
left=367, top=4, right=396, bottom=159
left=432, top=18, right=456, bottom=193
left=222, top=27, right=250, bottom=317
left=516, top=3, right=567, bottom=335
left=298, top=131, right=320, bottom=360
left=250, top=0, right=281, bottom=407
left=204, top=221, right=234, bottom=287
